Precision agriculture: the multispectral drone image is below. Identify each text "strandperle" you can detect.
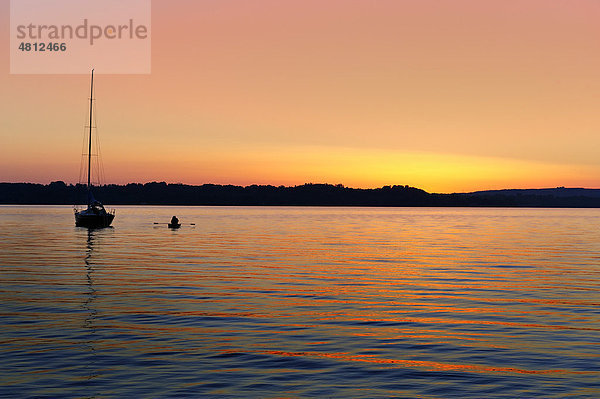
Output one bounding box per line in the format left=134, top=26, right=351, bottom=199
left=16, top=19, right=148, bottom=45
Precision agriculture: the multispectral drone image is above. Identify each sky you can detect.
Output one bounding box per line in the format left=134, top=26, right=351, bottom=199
left=1, top=0, right=600, bottom=193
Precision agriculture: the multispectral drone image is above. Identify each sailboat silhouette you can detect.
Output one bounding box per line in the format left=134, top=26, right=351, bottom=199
left=74, top=69, right=115, bottom=228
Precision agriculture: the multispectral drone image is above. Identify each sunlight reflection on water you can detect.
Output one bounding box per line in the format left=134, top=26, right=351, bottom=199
left=1, top=206, right=599, bottom=397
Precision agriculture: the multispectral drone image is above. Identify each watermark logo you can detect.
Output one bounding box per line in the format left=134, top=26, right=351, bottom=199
left=10, top=0, right=151, bottom=74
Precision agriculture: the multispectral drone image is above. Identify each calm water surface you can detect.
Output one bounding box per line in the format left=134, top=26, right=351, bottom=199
left=1, top=206, right=599, bottom=398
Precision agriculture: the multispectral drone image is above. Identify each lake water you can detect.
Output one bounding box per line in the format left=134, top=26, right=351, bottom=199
left=1, top=205, right=599, bottom=398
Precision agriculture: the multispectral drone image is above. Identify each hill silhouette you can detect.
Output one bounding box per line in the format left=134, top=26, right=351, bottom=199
left=1, top=182, right=600, bottom=207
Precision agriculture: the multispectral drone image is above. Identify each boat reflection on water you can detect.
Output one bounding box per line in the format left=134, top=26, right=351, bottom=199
left=80, top=228, right=100, bottom=389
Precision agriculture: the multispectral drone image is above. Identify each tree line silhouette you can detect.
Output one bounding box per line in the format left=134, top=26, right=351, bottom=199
left=1, top=181, right=600, bottom=207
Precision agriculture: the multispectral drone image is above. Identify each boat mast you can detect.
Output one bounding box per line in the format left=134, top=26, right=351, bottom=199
left=87, top=69, right=94, bottom=201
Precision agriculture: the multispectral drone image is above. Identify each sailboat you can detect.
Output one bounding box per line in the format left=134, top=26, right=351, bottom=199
left=74, top=69, right=115, bottom=228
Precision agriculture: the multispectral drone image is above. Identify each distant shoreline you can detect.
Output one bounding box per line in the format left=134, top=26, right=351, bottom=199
left=2, top=182, right=600, bottom=208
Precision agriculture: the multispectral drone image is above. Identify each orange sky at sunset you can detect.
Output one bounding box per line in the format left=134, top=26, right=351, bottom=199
left=1, top=0, right=600, bottom=193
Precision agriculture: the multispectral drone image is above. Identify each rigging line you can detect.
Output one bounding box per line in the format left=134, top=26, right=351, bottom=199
left=79, top=124, right=88, bottom=185
left=87, top=69, right=94, bottom=191
left=79, top=85, right=93, bottom=185
left=92, top=92, right=105, bottom=186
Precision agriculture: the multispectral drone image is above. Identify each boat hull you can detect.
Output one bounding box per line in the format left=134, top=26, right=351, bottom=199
left=168, top=223, right=181, bottom=229
left=75, top=210, right=115, bottom=228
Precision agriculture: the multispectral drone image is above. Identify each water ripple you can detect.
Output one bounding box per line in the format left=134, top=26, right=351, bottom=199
left=1, top=206, right=599, bottom=397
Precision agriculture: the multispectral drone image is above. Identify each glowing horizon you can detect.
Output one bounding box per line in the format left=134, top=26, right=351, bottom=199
left=1, top=0, right=600, bottom=193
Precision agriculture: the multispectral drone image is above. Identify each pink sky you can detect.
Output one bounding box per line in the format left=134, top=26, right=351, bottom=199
left=1, top=0, right=600, bottom=193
